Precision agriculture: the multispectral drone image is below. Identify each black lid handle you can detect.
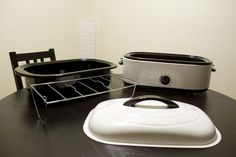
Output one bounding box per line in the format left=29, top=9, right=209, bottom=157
left=123, top=95, right=179, bottom=109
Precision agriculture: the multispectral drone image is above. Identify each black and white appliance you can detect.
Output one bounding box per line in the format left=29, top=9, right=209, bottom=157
left=120, top=52, right=216, bottom=91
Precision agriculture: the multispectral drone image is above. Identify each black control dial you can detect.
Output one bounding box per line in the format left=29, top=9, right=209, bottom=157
left=160, top=75, right=171, bottom=85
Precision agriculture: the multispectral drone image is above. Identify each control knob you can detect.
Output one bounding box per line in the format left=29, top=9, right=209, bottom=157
left=160, top=75, right=170, bottom=85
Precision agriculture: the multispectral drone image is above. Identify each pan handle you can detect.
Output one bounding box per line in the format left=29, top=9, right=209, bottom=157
left=123, top=95, right=179, bottom=108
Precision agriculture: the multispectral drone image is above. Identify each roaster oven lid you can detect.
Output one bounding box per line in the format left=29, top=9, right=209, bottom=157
left=83, top=95, right=221, bottom=148
left=124, top=52, right=212, bottom=65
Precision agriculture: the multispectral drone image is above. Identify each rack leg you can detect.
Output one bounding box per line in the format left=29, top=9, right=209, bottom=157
left=31, top=89, right=47, bottom=125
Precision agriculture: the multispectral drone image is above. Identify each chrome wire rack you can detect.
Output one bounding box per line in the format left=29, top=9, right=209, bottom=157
left=30, top=74, right=137, bottom=124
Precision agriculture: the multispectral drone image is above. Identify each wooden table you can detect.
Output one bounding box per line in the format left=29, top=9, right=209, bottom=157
left=0, top=87, right=236, bottom=157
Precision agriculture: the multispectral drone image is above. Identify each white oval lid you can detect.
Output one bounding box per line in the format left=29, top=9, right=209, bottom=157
left=84, top=96, right=221, bottom=148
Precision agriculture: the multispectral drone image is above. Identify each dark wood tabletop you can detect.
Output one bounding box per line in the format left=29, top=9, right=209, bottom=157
left=0, top=86, right=236, bottom=157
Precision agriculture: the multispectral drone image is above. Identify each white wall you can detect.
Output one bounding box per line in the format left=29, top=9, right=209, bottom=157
left=0, top=0, right=87, bottom=98
left=90, top=0, right=236, bottom=99
left=1, top=0, right=236, bottom=99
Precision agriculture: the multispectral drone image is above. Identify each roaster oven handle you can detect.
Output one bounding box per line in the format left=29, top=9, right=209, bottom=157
left=118, top=58, right=123, bottom=65
left=123, top=95, right=179, bottom=108
left=212, top=64, right=216, bottom=72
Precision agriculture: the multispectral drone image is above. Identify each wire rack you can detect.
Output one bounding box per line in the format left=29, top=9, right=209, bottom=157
left=30, top=74, right=137, bottom=124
